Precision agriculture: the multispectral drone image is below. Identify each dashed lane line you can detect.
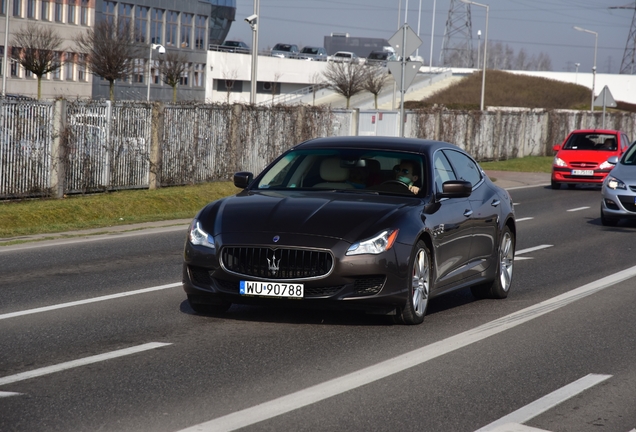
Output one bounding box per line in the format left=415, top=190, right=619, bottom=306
left=475, top=373, right=612, bottom=431
left=0, top=342, right=172, bottom=387
left=0, top=283, right=181, bottom=321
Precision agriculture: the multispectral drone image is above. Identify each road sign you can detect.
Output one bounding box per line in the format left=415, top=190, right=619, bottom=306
left=387, top=61, right=423, bottom=90
left=388, top=25, right=422, bottom=60
left=594, top=86, right=617, bottom=108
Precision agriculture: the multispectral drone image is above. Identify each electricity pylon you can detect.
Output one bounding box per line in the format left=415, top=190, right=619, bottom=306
left=610, top=1, right=636, bottom=74
left=439, top=0, right=474, bottom=67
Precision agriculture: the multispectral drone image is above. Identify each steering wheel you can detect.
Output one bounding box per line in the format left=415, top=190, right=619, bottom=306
left=381, top=179, right=410, bottom=189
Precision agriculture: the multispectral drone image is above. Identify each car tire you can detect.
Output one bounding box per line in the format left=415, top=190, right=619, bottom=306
left=550, top=180, right=561, bottom=190
left=600, top=207, right=619, bottom=226
left=471, top=225, right=515, bottom=299
left=188, top=295, right=232, bottom=315
left=394, top=240, right=430, bottom=325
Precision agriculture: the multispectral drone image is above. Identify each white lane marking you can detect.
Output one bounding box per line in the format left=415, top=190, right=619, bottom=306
left=514, top=257, right=533, bottom=261
left=486, top=424, right=548, bottom=432
left=0, top=283, right=181, bottom=321
left=175, top=265, right=636, bottom=432
left=0, top=342, right=171, bottom=387
left=506, top=183, right=550, bottom=191
left=567, top=206, right=590, bottom=212
left=515, top=217, right=534, bottom=222
left=0, top=224, right=188, bottom=253
left=475, top=373, right=612, bottom=432
left=0, top=391, right=22, bottom=398
left=516, top=245, right=553, bottom=256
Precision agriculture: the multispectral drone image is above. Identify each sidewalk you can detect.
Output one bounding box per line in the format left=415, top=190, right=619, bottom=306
left=484, top=170, right=551, bottom=190
left=1, top=172, right=549, bottom=245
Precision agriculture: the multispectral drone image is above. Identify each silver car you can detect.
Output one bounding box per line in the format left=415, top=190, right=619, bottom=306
left=601, top=141, right=636, bottom=226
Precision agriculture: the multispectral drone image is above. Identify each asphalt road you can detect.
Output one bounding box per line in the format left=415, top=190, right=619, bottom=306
left=1, top=179, right=636, bottom=432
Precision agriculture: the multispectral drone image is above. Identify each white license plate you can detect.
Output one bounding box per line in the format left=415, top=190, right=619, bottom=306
left=571, top=169, right=594, bottom=176
left=240, top=281, right=304, bottom=298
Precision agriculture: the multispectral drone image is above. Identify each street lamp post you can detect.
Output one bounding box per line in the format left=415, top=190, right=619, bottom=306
left=461, top=0, right=489, bottom=111
left=477, top=30, right=481, bottom=69
left=246, top=0, right=259, bottom=104
left=2, top=0, right=12, bottom=97
left=573, top=26, right=598, bottom=112
left=575, top=62, right=580, bottom=84
left=146, top=43, right=165, bottom=101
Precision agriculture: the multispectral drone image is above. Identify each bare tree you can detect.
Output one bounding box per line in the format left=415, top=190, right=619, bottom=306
left=362, top=65, right=390, bottom=109
left=160, top=51, right=188, bottom=103
left=222, top=69, right=238, bottom=103
left=310, top=72, right=323, bottom=106
left=74, top=17, right=141, bottom=101
left=10, top=22, right=64, bottom=100
left=322, top=61, right=367, bottom=108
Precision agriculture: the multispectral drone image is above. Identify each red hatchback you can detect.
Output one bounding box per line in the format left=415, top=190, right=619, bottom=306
left=551, top=129, right=631, bottom=189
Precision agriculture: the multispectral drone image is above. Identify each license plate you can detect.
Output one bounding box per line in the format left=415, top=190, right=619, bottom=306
left=240, top=281, right=303, bottom=298
left=571, top=169, right=594, bottom=176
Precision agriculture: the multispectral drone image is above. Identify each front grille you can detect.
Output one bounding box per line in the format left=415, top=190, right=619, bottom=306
left=618, top=195, right=636, bottom=212
left=220, top=247, right=333, bottom=280
left=570, top=162, right=599, bottom=169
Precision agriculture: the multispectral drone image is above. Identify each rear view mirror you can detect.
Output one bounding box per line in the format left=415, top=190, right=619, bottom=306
left=233, top=171, right=253, bottom=189
left=439, top=180, right=472, bottom=198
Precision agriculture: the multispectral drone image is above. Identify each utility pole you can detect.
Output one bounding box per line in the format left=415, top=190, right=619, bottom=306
left=610, top=1, right=636, bottom=74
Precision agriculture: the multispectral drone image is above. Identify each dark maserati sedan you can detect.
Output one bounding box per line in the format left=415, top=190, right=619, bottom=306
left=183, top=136, right=516, bottom=324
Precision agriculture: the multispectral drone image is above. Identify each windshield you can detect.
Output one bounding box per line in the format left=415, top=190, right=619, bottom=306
left=273, top=44, right=292, bottom=51
left=621, top=143, right=636, bottom=165
left=255, top=148, right=425, bottom=196
left=302, top=48, right=319, bottom=54
left=563, top=133, right=618, bottom=151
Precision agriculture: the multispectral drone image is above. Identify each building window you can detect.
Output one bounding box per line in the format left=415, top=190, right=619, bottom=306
left=118, top=3, right=133, bottom=28
left=132, top=59, right=144, bottom=83
left=11, top=47, right=20, bottom=76
left=54, top=0, right=62, bottom=22
left=150, top=8, right=164, bottom=44
left=65, top=52, right=74, bottom=80
left=41, top=0, right=49, bottom=20
left=135, top=6, right=149, bottom=44
left=181, top=13, right=192, bottom=49
left=80, top=0, right=88, bottom=25
left=67, top=0, right=75, bottom=24
left=195, top=15, right=206, bottom=50
left=166, top=10, right=178, bottom=47
left=52, top=52, right=61, bottom=80
left=27, top=0, right=35, bottom=18
left=103, top=1, right=115, bottom=24
left=179, top=63, right=190, bottom=86
left=78, top=54, right=87, bottom=81
left=13, top=0, right=21, bottom=17
left=193, top=63, right=204, bottom=87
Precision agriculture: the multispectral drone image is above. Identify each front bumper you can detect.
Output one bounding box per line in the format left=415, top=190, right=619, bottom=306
left=552, top=167, right=611, bottom=184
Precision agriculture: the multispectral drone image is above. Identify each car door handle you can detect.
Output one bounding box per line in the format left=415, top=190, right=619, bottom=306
left=491, top=199, right=500, bottom=207
left=463, top=209, right=473, bottom=217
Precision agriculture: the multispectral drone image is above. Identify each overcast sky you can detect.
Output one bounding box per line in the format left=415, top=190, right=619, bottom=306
left=224, top=0, right=630, bottom=74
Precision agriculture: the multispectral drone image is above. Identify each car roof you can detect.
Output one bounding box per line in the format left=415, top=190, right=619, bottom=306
left=292, top=136, right=461, bottom=155
left=568, top=129, right=624, bottom=135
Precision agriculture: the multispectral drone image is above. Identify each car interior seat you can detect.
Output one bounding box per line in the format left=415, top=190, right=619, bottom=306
left=313, top=157, right=354, bottom=189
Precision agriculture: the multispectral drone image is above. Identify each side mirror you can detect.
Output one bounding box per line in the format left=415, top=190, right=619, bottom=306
left=607, top=156, right=619, bottom=165
left=233, top=171, right=253, bottom=189
left=438, top=180, right=472, bottom=199
left=552, top=144, right=561, bottom=152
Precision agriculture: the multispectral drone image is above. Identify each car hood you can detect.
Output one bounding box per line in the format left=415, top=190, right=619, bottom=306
left=609, top=163, right=636, bottom=183
left=556, top=149, right=620, bottom=164
left=198, top=190, right=416, bottom=243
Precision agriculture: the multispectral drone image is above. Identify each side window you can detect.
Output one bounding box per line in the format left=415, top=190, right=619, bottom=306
left=433, top=151, right=456, bottom=193
left=443, top=149, right=482, bottom=188
left=622, top=134, right=630, bottom=151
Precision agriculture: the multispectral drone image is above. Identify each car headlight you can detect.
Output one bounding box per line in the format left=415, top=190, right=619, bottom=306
left=346, top=229, right=399, bottom=256
left=553, top=156, right=567, bottom=167
left=599, top=160, right=614, bottom=170
left=606, top=176, right=626, bottom=190
left=188, top=220, right=215, bottom=249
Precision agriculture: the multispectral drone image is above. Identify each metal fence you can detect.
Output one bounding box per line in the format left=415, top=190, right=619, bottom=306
left=1, top=98, right=635, bottom=199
